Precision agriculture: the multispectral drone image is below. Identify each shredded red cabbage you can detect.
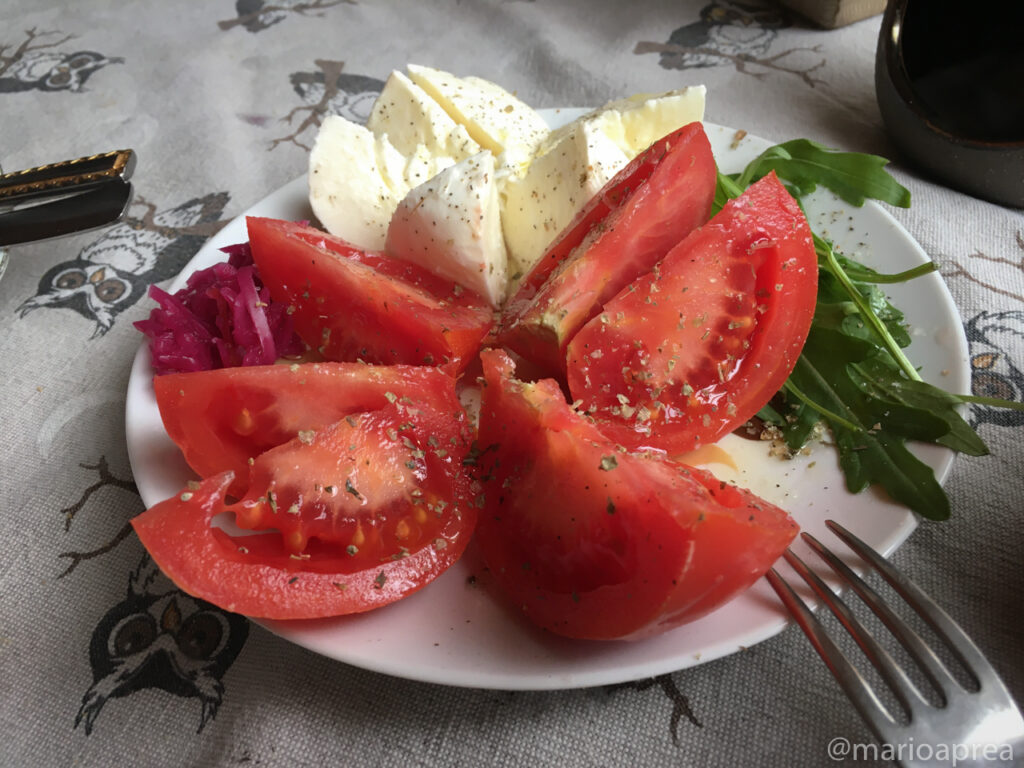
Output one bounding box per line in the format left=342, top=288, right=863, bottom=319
left=134, top=242, right=304, bottom=375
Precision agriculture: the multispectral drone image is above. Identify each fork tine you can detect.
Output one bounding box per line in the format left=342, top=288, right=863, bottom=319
left=802, top=531, right=959, bottom=701
left=765, top=566, right=899, bottom=743
left=825, top=520, right=1000, bottom=692
left=781, top=547, right=927, bottom=717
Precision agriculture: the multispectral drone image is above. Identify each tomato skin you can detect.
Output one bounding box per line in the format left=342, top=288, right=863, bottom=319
left=246, top=217, right=494, bottom=375
left=499, top=123, right=716, bottom=378
left=132, top=473, right=469, bottom=619
left=132, top=399, right=477, bottom=620
left=279, top=217, right=485, bottom=300
left=154, top=362, right=462, bottom=498
left=474, top=349, right=798, bottom=640
left=566, top=172, right=818, bottom=453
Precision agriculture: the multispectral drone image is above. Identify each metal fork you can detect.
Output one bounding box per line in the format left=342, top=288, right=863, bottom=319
left=767, top=520, right=1024, bottom=768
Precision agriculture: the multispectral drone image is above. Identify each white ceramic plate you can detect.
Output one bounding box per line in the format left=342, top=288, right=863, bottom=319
left=125, top=111, right=969, bottom=690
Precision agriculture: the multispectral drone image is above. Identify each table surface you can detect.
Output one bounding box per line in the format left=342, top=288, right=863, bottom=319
left=1, top=2, right=1022, bottom=766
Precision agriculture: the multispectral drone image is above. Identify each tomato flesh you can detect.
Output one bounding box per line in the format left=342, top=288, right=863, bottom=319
left=247, top=217, right=494, bottom=374
left=155, top=362, right=462, bottom=498
left=132, top=397, right=476, bottom=620
left=499, top=123, right=716, bottom=378
left=234, top=403, right=461, bottom=559
left=566, top=172, right=818, bottom=453
left=474, top=349, right=798, bottom=640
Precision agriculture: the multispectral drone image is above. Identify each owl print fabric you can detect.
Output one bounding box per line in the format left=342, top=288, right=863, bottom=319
left=17, top=193, right=230, bottom=336
left=0, top=32, right=123, bottom=93
left=0, top=2, right=1021, bottom=767
left=74, top=555, right=249, bottom=735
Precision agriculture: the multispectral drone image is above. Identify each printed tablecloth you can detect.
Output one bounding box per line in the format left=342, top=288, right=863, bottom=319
left=1, top=2, right=1021, bottom=766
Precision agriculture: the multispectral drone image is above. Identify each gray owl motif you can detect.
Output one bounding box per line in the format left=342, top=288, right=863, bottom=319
left=965, top=310, right=1024, bottom=428
left=657, top=1, right=788, bottom=70
left=223, top=0, right=353, bottom=33
left=17, top=192, right=229, bottom=337
left=75, top=554, right=249, bottom=735
left=269, top=60, right=383, bottom=150
left=290, top=68, right=385, bottom=125
left=231, top=0, right=297, bottom=32
left=0, top=49, right=123, bottom=93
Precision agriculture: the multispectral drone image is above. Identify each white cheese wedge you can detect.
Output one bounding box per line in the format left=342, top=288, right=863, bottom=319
left=309, top=113, right=475, bottom=251
left=502, top=87, right=706, bottom=281
left=406, top=64, right=550, bottom=177
left=367, top=70, right=481, bottom=163
left=403, top=142, right=461, bottom=190
left=308, top=115, right=411, bottom=251
left=386, top=151, right=508, bottom=307
left=500, top=126, right=610, bottom=282
left=541, top=86, right=707, bottom=159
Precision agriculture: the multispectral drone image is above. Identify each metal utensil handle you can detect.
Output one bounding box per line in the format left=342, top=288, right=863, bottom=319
left=0, top=178, right=133, bottom=248
left=0, top=149, right=136, bottom=203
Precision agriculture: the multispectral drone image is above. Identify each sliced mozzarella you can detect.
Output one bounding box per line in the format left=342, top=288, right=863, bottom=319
left=500, top=125, right=616, bottom=282
left=367, top=70, right=481, bottom=162
left=403, top=142, right=461, bottom=189
left=541, top=86, right=706, bottom=159
left=386, top=151, right=508, bottom=307
left=502, top=87, right=706, bottom=281
left=405, top=64, right=550, bottom=177
left=308, top=115, right=411, bottom=251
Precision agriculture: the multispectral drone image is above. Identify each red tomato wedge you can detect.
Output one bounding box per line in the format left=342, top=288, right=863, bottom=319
left=247, top=217, right=494, bottom=375
left=473, top=349, right=798, bottom=640
left=154, top=362, right=462, bottom=498
left=499, top=122, right=716, bottom=378
left=132, top=396, right=476, bottom=620
left=566, top=172, right=818, bottom=453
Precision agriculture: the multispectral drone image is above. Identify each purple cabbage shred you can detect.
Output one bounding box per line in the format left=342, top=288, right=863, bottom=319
left=134, top=241, right=304, bottom=375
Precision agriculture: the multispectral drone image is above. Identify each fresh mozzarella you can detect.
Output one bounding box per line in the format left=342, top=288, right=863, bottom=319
left=367, top=70, right=481, bottom=163
left=406, top=64, right=550, bottom=177
left=502, top=121, right=629, bottom=282
left=541, top=86, right=706, bottom=160
left=309, top=112, right=477, bottom=251
left=386, top=151, right=508, bottom=307
left=500, top=129, right=594, bottom=283
left=403, top=142, right=461, bottom=189
left=308, top=115, right=411, bottom=251
left=502, top=87, right=706, bottom=282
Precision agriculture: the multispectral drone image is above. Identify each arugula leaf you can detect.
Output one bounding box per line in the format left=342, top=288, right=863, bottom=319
left=816, top=235, right=920, bottom=381
left=787, top=330, right=952, bottom=521
left=732, top=139, right=912, bottom=208
left=713, top=170, right=743, bottom=213
left=764, top=258, right=989, bottom=519
left=842, top=262, right=938, bottom=285
left=774, top=401, right=820, bottom=453
left=849, top=357, right=989, bottom=456
left=958, top=393, right=1024, bottom=412
left=815, top=250, right=912, bottom=350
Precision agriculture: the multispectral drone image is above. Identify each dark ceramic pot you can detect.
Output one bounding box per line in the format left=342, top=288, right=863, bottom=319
left=875, top=0, right=1024, bottom=207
